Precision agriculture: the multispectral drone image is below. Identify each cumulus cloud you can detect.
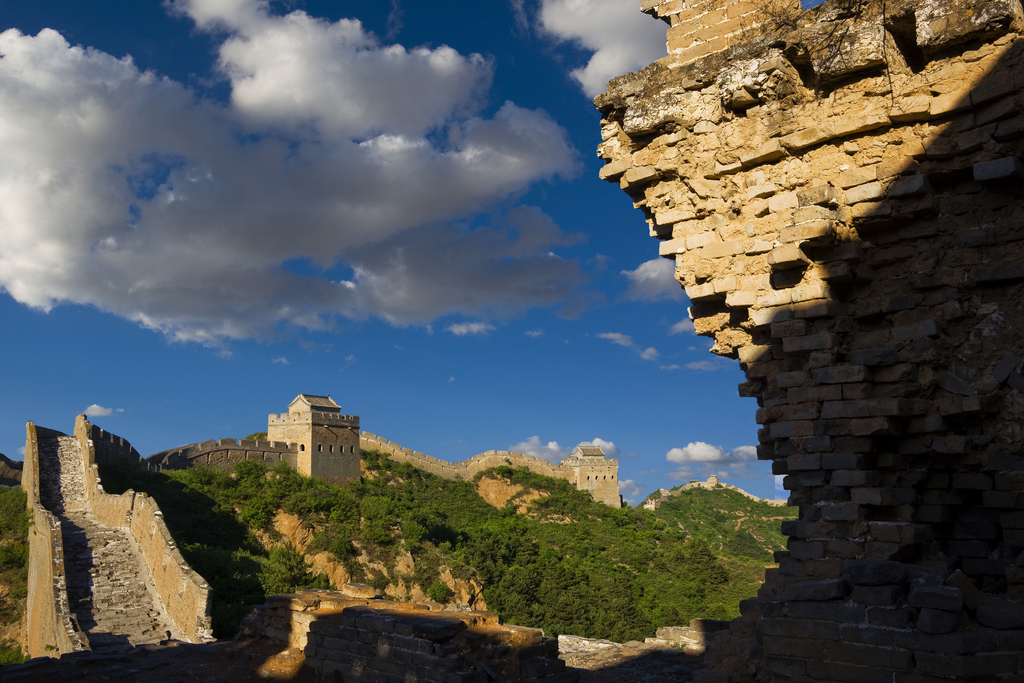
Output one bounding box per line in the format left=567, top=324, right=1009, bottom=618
left=666, top=442, right=764, bottom=483
left=0, top=2, right=580, bottom=345
left=621, top=258, right=684, bottom=302
left=447, top=322, right=496, bottom=336
left=511, top=436, right=569, bottom=463
left=618, top=479, right=645, bottom=504
left=272, top=356, right=290, bottom=364
left=638, top=347, right=659, bottom=361
left=525, top=329, right=544, bottom=337
left=577, top=437, right=619, bottom=456
left=535, top=0, right=668, bottom=96
left=686, top=360, right=720, bottom=372
left=84, top=404, right=123, bottom=417
left=775, top=475, right=787, bottom=499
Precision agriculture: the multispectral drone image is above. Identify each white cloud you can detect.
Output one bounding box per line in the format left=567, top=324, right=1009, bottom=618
left=447, top=322, right=496, bottom=336
left=666, top=441, right=757, bottom=464
left=525, top=329, right=544, bottom=337
left=597, top=332, right=634, bottom=347
left=686, top=360, right=719, bottom=372
left=272, top=356, right=290, bottom=364
left=618, top=479, right=644, bottom=504
left=659, top=364, right=680, bottom=371
left=84, top=404, right=122, bottom=417
left=0, top=4, right=579, bottom=345
left=669, top=319, right=695, bottom=335
left=577, top=437, right=619, bottom=456
left=511, top=435, right=569, bottom=463
left=597, top=331, right=661, bottom=363
left=17, top=446, right=25, bottom=456
left=449, top=376, right=455, bottom=382
left=638, top=347, right=659, bottom=361
left=535, top=0, right=668, bottom=97
left=621, top=258, right=684, bottom=302
left=775, top=475, right=786, bottom=498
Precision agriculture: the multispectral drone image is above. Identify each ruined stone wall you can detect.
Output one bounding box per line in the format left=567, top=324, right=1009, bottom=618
left=239, top=590, right=571, bottom=683
left=22, top=422, right=88, bottom=658
left=598, top=0, right=1024, bottom=680
left=148, top=437, right=300, bottom=472
left=74, top=416, right=213, bottom=643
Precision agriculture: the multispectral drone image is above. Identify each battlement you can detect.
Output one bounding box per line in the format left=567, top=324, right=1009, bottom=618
left=268, top=411, right=360, bottom=428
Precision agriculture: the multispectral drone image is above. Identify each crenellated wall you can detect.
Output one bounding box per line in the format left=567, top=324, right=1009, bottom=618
left=598, top=0, right=1024, bottom=680
left=73, top=416, right=214, bottom=643
left=148, top=437, right=300, bottom=472
left=22, top=423, right=89, bottom=658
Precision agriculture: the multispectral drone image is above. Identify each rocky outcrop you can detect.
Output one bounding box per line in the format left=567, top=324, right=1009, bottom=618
left=0, top=452, right=22, bottom=487
left=598, top=0, right=1024, bottom=681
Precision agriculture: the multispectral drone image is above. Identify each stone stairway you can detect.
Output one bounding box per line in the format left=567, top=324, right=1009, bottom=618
left=38, top=434, right=180, bottom=650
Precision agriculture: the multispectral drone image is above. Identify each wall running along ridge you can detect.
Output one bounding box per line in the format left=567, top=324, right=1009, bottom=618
left=359, top=432, right=622, bottom=508
left=22, top=422, right=89, bottom=658
left=73, top=416, right=214, bottom=644
left=598, top=0, right=1024, bottom=680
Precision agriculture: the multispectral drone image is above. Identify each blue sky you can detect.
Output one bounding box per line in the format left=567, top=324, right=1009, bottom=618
left=0, top=0, right=778, bottom=502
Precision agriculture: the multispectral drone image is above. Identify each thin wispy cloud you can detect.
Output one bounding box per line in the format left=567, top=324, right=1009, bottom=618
left=447, top=322, right=496, bottom=336
left=669, top=319, right=695, bottom=335
left=597, top=331, right=660, bottom=363
left=272, top=356, right=290, bottom=365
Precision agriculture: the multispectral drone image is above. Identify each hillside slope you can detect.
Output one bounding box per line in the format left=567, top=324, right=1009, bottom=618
left=652, top=485, right=796, bottom=609
left=100, top=452, right=789, bottom=641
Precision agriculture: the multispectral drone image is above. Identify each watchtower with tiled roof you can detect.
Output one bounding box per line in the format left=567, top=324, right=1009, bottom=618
left=560, top=445, right=621, bottom=508
left=268, top=394, right=360, bottom=482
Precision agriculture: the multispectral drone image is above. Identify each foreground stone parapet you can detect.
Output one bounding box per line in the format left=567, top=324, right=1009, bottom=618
left=598, top=0, right=1024, bottom=680
left=239, top=590, right=576, bottom=683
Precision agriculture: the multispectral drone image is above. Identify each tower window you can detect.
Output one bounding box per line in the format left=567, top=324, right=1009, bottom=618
left=300, top=445, right=305, bottom=452
left=318, top=444, right=323, bottom=452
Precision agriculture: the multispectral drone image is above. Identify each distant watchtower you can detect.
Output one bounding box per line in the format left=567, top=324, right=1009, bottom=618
left=561, top=445, right=621, bottom=508
left=267, top=394, right=360, bottom=482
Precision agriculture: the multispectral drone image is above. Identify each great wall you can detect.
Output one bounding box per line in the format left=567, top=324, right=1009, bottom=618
left=8, top=0, right=1024, bottom=678
left=597, top=0, right=1024, bottom=679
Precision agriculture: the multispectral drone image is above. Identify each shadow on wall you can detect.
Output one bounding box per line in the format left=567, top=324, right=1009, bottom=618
left=597, top=0, right=1024, bottom=679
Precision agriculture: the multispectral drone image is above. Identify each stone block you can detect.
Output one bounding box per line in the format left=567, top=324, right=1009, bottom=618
left=888, top=175, right=931, bottom=197
left=845, top=181, right=884, bottom=204
left=973, top=156, right=1024, bottom=182
left=909, top=586, right=963, bottom=612
left=658, top=238, right=686, bottom=257
left=782, top=579, right=850, bottom=602
left=769, top=191, right=799, bottom=212
left=828, top=112, right=891, bottom=138
left=796, top=184, right=839, bottom=207
left=850, top=348, right=899, bottom=366
left=780, top=220, right=835, bottom=245
left=780, top=125, right=836, bottom=151
left=768, top=244, right=810, bottom=269
left=811, top=365, right=869, bottom=384
left=783, top=333, right=836, bottom=354
left=741, top=139, right=786, bottom=166
left=976, top=599, right=1024, bottom=630
left=845, top=560, right=907, bottom=586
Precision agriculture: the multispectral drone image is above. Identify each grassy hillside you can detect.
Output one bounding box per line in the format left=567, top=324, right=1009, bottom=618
left=652, top=485, right=796, bottom=609
left=100, top=452, right=787, bottom=641
left=0, top=486, right=29, bottom=663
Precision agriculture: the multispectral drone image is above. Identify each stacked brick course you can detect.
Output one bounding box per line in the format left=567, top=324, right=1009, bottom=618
left=597, top=0, right=1024, bottom=680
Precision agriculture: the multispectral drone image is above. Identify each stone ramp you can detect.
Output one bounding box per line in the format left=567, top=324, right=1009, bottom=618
left=39, top=434, right=180, bottom=651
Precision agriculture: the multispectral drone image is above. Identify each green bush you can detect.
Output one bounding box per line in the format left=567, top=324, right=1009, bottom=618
left=427, top=582, right=454, bottom=604
left=0, top=641, right=26, bottom=664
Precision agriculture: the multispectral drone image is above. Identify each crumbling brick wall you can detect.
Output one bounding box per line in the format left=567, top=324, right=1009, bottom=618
left=597, top=0, right=1024, bottom=680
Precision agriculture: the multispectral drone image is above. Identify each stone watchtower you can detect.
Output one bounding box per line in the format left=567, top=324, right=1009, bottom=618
left=267, top=394, right=360, bottom=482
left=561, top=445, right=621, bottom=508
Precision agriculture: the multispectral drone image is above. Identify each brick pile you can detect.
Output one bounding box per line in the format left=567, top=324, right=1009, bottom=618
left=595, top=0, right=1024, bottom=680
